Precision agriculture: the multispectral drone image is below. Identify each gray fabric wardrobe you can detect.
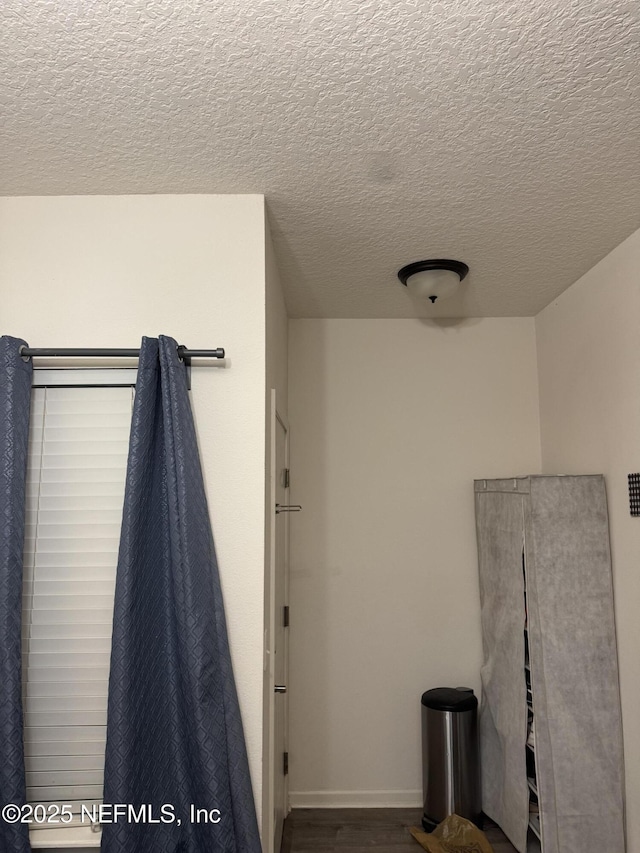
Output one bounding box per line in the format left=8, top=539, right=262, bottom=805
left=474, top=475, right=625, bottom=853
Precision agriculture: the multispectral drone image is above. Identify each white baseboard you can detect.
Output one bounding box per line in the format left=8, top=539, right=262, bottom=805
left=289, top=790, right=422, bottom=808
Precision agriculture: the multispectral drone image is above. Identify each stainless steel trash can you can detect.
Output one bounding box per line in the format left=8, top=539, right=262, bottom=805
left=421, top=687, right=481, bottom=832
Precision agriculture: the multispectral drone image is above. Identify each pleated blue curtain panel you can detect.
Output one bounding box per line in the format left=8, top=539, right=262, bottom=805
left=102, top=336, right=261, bottom=853
left=0, top=336, right=32, bottom=853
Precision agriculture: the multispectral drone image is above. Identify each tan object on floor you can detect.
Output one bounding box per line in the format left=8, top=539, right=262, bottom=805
left=410, top=814, right=495, bottom=853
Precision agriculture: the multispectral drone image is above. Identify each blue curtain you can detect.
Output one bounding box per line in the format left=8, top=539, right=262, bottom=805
left=102, top=336, right=261, bottom=853
left=0, top=336, right=32, bottom=853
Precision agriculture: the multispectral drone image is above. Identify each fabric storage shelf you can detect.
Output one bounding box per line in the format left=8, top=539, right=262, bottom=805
left=529, top=816, right=541, bottom=841
left=474, top=475, right=625, bottom=853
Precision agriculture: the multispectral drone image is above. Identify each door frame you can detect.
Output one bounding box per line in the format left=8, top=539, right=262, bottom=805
left=262, top=390, right=290, bottom=853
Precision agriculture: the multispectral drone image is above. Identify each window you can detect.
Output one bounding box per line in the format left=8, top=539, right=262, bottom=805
left=22, top=370, right=135, bottom=839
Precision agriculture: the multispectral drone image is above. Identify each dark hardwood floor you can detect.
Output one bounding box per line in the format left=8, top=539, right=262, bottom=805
left=281, top=808, right=518, bottom=853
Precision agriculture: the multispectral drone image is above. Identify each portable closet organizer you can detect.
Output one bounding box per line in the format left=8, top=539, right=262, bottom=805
left=474, top=475, right=625, bottom=853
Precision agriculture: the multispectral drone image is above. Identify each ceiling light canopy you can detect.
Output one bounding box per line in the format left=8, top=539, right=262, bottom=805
left=398, top=259, right=469, bottom=303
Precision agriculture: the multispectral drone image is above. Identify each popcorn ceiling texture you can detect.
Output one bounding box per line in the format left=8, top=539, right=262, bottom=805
left=1, top=0, right=639, bottom=318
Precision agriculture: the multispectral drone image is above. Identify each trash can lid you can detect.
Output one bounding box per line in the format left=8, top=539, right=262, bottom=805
left=421, top=687, right=478, bottom=712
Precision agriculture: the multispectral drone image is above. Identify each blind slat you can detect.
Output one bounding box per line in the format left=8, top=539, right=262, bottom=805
left=27, top=785, right=104, bottom=801
left=25, top=711, right=108, bottom=728
left=29, top=551, right=121, bottom=568
left=26, top=680, right=108, bottom=698
left=41, top=456, right=128, bottom=470
left=25, top=741, right=106, bottom=757
left=23, top=568, right=116, bottom=584
left=24, top=639, right=112, bottom=655
left=26, top=726, right=106, bottom=743
left=36, top=495, right=126, bottom=511
left=26, top=609, right=114, bottom=625
left=27, top=667, right=111, bottom=682
left=43, top=441, right=130, bottom=455
left=45, top=398, right=132, bottom=412
left=27, top=653, right=111, bottom=669
left=29, top=594, right=115, bottom=610
left=27, top=755, right=104, bottom=772
left=28, top=770, right=104, bottom=787
left=28, top=696, right=108, bottom=713
left=27, top=799, right=102, bottom=815
left=38, top=481, right=128, bottom=496
left=28, top=524, right=124, bottom=539
left=41, top=469, right=128, bottom=484
left=43, top=426, right=133, bottom=440
left=40, top=413, right=133, bottom=428
left=24, top=581, right=116, bottom=597
left=25, top=623, right=113, bottom=640
left=28, top=509, right=124, bottom=524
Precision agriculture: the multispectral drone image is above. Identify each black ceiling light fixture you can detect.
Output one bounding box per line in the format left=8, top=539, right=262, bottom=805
left=398, top=259, right=469, bottom=303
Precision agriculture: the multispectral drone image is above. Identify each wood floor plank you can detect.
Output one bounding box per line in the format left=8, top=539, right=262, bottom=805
left=281, top=808, right=518, bottom=853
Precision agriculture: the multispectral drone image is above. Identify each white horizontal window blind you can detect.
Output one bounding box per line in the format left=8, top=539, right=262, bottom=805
left=22, top=381, right=134, bottom=818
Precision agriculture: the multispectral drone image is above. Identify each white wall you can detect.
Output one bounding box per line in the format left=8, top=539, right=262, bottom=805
left=536, top=227, right=640, bottom=852
left=265, top=217, right=289, bottom=419
left=0, top=195, right=267, bottom=838
left=287, top=318, right=542, bottom=806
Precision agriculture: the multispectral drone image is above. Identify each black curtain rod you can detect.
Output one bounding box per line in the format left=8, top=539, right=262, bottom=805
left=20, top=345, right=225, bottom=360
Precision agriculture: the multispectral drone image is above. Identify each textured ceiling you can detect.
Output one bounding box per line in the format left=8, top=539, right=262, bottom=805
left=1, top=0, right=639, bottom=318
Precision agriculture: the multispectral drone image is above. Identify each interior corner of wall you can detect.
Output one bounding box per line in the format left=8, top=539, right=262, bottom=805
left=530, top=315, right=544, bottom=474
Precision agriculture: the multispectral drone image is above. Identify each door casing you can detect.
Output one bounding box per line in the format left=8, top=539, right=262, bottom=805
left=262, top=390, right=290, bottom=853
